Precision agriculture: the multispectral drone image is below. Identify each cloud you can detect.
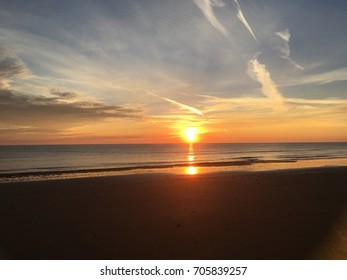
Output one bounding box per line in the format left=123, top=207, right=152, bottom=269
left=247, top=57, right=286, bottom=111
left=201, top=94, right=347, bottom=108
left=50, top=90, right=79, bottom=100
left=0, top=89, right=143, bottom=130
left=281, top=67, right=347, bottom=87
left=193, top=0, right=258, bottom=42
left=203, top=92, right=346, bottom=137
left=193, top=0, right=229, bottom=38
left=276, top=29, right=290, bottom=42
left=285, top=98, right=347, bottom=106
left=233, top=0, right=257, bottom=41
left=0, top=47, right=29, bottom=87
left=270, top=29, right=303, bottom=70
left=148, top=91, right=204, bottom=115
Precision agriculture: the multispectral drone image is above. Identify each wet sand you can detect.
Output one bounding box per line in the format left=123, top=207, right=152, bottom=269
left=0, top=167, right=346, bottom=259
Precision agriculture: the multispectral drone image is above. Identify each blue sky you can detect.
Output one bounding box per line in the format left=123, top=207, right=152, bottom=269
left=1, top=0, right=347, bottom=143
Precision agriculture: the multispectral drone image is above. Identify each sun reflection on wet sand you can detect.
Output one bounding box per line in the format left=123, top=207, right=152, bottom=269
left=313, top=206, right=347, bottom=259
left=185, top=166, right=198, bottom=175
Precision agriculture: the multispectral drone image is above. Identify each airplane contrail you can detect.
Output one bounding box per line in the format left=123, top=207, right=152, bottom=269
left=148, top=92, right=204, bottom=116
left=233, top=0, right=257, bottom=41
left=274, top=29, right=303, bottom=70
left=193, top=0, right=230, bottom=38
left=247, top=57, right=286, bottom=111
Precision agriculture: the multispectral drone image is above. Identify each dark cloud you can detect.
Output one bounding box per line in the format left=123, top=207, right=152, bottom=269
left=0, top=48, right=28, bottom=82
left=0, top=89, right=143, bottom=130
left=50, top=90, right=79, bottom=99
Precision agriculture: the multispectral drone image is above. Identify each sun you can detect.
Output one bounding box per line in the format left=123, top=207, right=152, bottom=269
left=185, top=127, right=198, bottom=142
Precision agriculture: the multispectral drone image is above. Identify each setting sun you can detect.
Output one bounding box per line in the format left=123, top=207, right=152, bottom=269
left=185, top=127, right=198, bottom=142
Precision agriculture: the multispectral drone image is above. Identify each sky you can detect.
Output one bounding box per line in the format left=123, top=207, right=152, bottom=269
left=1, top=0, right=347, bottom=144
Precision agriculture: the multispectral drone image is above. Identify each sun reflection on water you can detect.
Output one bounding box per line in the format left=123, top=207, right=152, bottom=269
left=185, top=143, right=198, bottom=175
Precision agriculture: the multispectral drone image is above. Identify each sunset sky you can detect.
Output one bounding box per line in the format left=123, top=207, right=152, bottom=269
left=1, top=0, right=347, bottom=144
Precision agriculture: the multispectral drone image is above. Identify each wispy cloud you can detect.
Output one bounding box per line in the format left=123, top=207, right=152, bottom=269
left=148, top=92, right=204, bottom=116
left=276, top=29, right=290, bottom=42
left=271, top=29, right=303, bottom=70
left=201, top=94, right=347, bottom=107
left=0, top=47, right=29, bottom=87
left=247, top=57, right=286, bottom=111
left=281, top=67, right=347, bottom=87
left=198, top=95, right=347, bottom=140
left=193, top=0, right=229, bottom=38
left=285, top=98, right=347, bottom=106
left=233, top=0, right=257, bottom=41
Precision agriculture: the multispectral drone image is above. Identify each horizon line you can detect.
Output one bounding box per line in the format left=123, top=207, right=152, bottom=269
left=1, top=141, right=347, bottom=146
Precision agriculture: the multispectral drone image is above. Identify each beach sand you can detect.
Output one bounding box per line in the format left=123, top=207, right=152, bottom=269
left=0, top=167, right=346, bottom=260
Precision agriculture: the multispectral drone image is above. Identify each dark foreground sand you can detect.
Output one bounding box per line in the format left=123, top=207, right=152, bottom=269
left=0, top=167, right=346, bottom=260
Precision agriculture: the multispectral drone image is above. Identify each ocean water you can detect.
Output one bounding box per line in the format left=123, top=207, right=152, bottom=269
left=1, top=142, right=347, bottom=175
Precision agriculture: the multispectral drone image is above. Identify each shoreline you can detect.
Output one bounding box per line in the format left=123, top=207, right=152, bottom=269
left=0, top=167, right=346, bottom=259
left=1, top=157, right=347, bottom=183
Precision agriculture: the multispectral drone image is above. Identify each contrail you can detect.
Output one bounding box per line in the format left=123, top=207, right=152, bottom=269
left=193, top=0, right=229, bottom=38
left=247, top=57, right=286, bottom=111
left=276, top=29, right=290, bottom=42
left=148, top=92, right=204, bottom=116
left=274, top=29, right=303, bottom=70
left=233, top=0, right=257, bottom=41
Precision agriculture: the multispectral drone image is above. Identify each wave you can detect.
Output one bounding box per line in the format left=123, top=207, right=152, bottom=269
left=0, top=158, right=298, bottom=180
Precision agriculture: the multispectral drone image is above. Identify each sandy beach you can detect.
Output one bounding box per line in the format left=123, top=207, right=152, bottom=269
left=0, top=167, right=346, bottom=260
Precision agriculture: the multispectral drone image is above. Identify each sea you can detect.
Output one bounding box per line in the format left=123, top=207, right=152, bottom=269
left=1, top=143, right=347, bottom=177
